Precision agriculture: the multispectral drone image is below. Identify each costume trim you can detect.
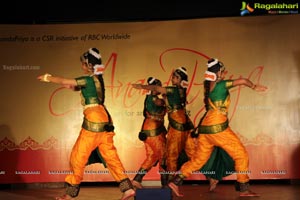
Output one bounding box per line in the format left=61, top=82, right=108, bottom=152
left=166, top=104, right=183, bottom=113
left=119, top=178, right=134, bottom=192
left=92, top=76, right=104, bottom=104
left=160, top=173, right=168, bottom=187
left=208, top=97, right=229, bottom=115
left=172, top=174, right=185, bottom=186
left=168, top=116, right=194, bottom=131
left=76, top=78, right=87, bottom=87
left=65, top=183, right=80, bottom=198
left=211, top=100, right=225, bottom=108
left=198, top=120, right=228, bottom=134
left=82, top=118, right=114, bottom=132
left=133, top=168, right=147, bottom=182
left=235, top=181, right=250, bottom=192
left=85, top=97, right=100, bottom=105
left=225, top=80, right=234, bottom=88
left=141, top=126, right=167, bottom=137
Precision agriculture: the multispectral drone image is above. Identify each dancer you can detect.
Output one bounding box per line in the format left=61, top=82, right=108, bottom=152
left=38, top=48, right=135, bottom=200
left=168, top=58, right=267, bottom=197
left=132, top=67, right=195, bottom=181
left=132, top=77, right=168, bottom=189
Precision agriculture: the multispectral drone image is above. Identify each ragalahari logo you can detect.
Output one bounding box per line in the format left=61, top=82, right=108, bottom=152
left=240, top=2, right=255, bottom=16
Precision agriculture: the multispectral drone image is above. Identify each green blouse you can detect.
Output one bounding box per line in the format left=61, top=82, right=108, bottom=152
left=75, top=75, right=104, bottom=105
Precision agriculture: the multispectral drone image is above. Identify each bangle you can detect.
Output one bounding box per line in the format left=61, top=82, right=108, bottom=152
left=251, top=84, right=256, bottom=89
left=43, top=73, right=52, bottom=82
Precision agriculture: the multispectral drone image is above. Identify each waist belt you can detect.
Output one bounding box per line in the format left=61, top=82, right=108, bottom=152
left=141, top=125, right=167, bottom=137
left=167, top=105, right=183, bottom=113
left=82, top=118, right=114, bottom=132
left=168, top=116, right=194, bottom=131
left=198, top=120, right=228, bottom=134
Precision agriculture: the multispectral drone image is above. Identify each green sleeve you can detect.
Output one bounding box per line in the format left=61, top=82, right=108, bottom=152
left=75, top=76, right=87, bottom=87
left=225, top=80, right=234, bottom=89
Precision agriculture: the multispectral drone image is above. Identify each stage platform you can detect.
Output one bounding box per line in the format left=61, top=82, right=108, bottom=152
left=0, top=180, right=299, bottom=200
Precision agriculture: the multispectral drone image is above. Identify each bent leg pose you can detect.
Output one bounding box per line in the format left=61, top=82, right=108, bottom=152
left=168, top=58, right=267, bottom=197
left=38, top=48, right=135, bottom=200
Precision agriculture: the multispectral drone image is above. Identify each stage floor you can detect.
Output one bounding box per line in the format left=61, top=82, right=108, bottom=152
left=0, top=182, right=299, bottom=200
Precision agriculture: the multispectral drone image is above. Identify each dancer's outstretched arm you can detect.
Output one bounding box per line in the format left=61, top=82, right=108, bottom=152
left=37, top=73, right=77, bottom=89
left=233, top=78, right=267, bottom=92
left=132, top=84, right=167, bottom=95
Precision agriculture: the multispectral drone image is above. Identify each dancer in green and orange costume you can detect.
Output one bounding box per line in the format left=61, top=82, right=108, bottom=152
left=132, top=67, right=195, bottom=182
left=38, top=48, right=135, bottom=200
left=168, top=58, right=267, bottom=197
left=132, top=77, right=168, bottom=189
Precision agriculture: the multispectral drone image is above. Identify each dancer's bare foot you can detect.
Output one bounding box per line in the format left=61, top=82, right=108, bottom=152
left=168, top=182, right=183, bottom=197
left=240, top=190, right=260, bottom=197
left=55, top=194, right=73, bottom=200
left=132, top=180, right=143, bottom=189
left=208, top=178, right=219, bottom=192
left=120, top=189, right=135, bottom=200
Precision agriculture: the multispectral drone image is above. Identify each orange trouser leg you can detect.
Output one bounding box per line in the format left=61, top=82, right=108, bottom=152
left=141, top=141, right=156, bottom=170
left=141, top=134, right=166, bottom=171
left=166, top=127, right=189, bottom=174
left=65, top=129, right=100, bottom=185
left=181, top=128, right=249, bottom=183
left=213, top=128, right=249, bottom=183
left=184, top=134, right=196, bottom=159
left=65, top=129, right=128, bottom=185
left=180, top=134, right=215, bottom=177
left=97, top=131, right=128, bottom=182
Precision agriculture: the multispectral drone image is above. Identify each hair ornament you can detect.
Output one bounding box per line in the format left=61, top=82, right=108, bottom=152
left=207, top=59, right=219, bottom=68
left=93, top=64, right=105, bottom=75
left=204, top=70, right=217, bottom=81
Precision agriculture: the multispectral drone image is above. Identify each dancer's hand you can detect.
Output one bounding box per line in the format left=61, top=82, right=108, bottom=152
left=37, top=73, right=52, bottom=82
left=253, top=84, right=268, bottom=92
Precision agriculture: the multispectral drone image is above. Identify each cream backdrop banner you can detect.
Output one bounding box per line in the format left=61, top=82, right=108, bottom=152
left=0, top=14, right=299, bottom=183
